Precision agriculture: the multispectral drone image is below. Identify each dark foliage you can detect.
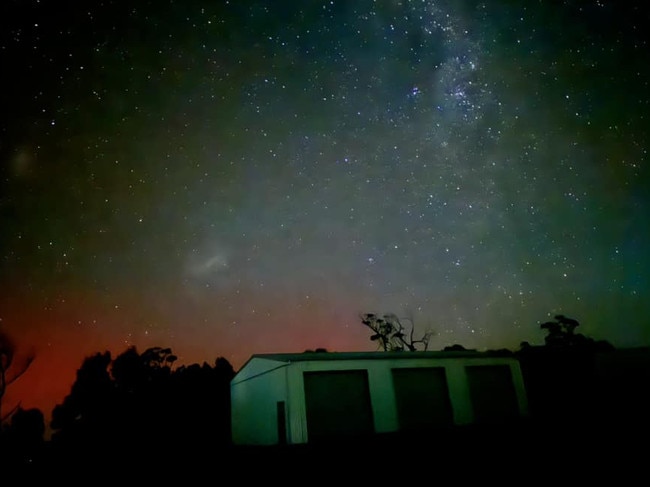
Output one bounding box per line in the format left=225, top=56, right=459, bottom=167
left=536, top=314, right=615, bottom=351
left=49, top=345, right=235, bottom=462
left=516, top=315, right=618, bottom=427
left=0, top=407, right=45, bottom=469
left=443, top=344, right=476, bottom=352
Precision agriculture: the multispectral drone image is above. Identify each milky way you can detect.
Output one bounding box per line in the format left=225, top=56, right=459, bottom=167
left=1, top=1, right=648, bottom=418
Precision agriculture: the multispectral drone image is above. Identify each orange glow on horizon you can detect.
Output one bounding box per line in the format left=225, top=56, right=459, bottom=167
left=1, top=292, right=374, bottom=436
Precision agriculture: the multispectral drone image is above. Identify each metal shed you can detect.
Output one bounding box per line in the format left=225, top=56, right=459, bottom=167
left=231, top=350, right=528, bottom=445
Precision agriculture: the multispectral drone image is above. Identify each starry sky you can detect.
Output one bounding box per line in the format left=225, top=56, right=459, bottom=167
left=1, top=0, right=648, bottom=421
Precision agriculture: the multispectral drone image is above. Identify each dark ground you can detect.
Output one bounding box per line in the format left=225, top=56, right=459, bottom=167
left=5, top=419, right=646, bottom=484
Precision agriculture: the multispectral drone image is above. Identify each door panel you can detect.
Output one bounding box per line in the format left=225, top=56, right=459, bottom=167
left=303, top=370, right=374, bottom=442
left=392, top=367, right=454, bottom=431
left=466, top=365, right=519, bottom=424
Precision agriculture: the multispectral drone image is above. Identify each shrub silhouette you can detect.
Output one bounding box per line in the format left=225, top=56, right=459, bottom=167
left=51, top=346, right=234, bottom=461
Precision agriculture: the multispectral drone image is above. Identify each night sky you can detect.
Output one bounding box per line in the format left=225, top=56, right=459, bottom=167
left=1, top=1, right=648, bottom=422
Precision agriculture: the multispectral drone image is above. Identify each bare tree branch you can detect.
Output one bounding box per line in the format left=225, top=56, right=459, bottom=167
left=361, top=312, right=435, bottom=352
left=0, top=330, right=35, bottom=425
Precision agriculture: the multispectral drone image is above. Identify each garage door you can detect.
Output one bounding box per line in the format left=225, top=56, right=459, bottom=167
left=303, top=370, right=374, bottom=442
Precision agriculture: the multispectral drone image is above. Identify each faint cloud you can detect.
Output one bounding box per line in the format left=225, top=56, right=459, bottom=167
left=8, top=146, right=37, bottom=180
left=186, top=250, right=230, bottom=279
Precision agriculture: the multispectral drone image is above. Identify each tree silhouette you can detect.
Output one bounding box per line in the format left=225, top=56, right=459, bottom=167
left=51, top=345, right=235, bottom=459
left=538, top=315, right=613, bottom=351
left=3, top=407, right=45, bottom=448
left=517, top=314, right=615, bottom=426
left=50, top=351, right=115, bottom=445
left=0, top=330, right=35, bottom=425
left=0, top=406, right=46, bottom=473
left=361, top=312, right=434, bottom=351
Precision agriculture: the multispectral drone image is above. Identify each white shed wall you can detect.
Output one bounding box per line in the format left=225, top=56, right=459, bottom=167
left=231, top=359, right=290, bottom=445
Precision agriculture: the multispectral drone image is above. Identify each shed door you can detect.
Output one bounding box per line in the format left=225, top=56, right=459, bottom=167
left=466, top=364, right=519, bottom=424
left=392, top=367, right=454, bottom=431
left=303, top=370, right=374, bottom=442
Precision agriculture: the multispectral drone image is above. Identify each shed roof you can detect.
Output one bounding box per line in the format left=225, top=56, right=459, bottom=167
left=242, top=349, right=515, bottom=366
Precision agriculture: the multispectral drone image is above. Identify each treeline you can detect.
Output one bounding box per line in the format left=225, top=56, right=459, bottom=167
left=2, top=314, right=649, bottom=475
left=1, top=345, right=235, bottom=472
